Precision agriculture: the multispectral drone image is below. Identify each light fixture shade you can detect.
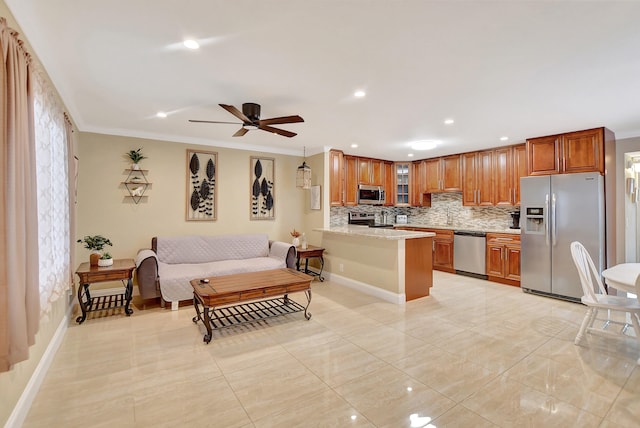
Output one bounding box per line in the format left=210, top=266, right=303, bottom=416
left=296, top=161, right=312, bottom=189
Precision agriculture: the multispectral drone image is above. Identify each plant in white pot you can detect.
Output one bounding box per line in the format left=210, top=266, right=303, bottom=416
left=127, top=148, right=147, bottom=170
left=98, top=252, right=114, bottom=267
left=77, top=235, right=113, bottom=266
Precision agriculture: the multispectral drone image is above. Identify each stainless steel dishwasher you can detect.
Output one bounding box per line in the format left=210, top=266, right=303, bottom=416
left=453, top=230, right=487, bottom=279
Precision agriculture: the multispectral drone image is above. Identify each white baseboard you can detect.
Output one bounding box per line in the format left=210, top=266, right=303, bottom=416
left=323, top=272, right=406, bottom=304
left=5, top=306, right=71, bottom=428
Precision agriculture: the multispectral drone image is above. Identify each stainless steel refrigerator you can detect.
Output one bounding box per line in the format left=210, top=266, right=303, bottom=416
left=520, top=172, right=605, bottom=301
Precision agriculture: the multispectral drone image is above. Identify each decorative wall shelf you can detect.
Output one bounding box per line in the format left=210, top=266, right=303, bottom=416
left=123, top=169, right=151, bottom=204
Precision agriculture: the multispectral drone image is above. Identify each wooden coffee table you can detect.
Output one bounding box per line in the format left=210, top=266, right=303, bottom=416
left=190, top=268, right=313, bottom=343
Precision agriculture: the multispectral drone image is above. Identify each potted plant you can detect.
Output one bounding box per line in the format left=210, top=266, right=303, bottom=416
left=77, top=235, right=113, bottom=266
left=127, top=148, right=147, bottom=170
left=98, top=252, right=114, bottom=267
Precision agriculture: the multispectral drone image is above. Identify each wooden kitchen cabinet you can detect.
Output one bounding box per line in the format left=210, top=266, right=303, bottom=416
left=395, top=227, right=453, bottom=272
left=344, top=155, right=358, bottom=206
left=358, top=157, right=384, bottom=186
left=329, top=149, right=344, bottom=206
left=384, top=161, right=395, bottom=206
left=462, top=151, right=493, bottom=206
left=486, top=233, right=520, bottom=286
left=427, top=229, right=454, bottom=273
left=395, top=162, right=410, bottom=205
left=424, top=155, right=462, bottom=193
left=512, top=144, right=527, bottom=206
left=411, top=160, right=431, bottom=207
left=526, top=127, right=612, bottom=176
left=493, top=147, right=513, bottom=206
left=562, top=128, right=603, bottom=174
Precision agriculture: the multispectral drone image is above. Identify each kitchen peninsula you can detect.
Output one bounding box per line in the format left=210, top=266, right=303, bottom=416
left=314, top=226, right=435, bottom=303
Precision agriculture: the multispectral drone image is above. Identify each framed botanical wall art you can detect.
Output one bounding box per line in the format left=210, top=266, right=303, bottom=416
left=250, top=156, right=275, bottom=220
left=186, top=150, right=217, bottom=221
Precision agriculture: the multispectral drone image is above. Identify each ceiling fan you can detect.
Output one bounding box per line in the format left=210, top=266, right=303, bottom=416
left=189, top=103, right=304, bottom=138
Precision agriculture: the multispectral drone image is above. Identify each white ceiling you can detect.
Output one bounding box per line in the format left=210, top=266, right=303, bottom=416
left=6, top=0, right=640, bottom=161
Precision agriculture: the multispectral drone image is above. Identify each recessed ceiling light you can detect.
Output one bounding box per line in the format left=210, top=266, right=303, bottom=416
left=183, top=39, right=200, bottom=49
left=156, top=112, right=167, bottom=118
left=444, top=119, right=454, bottom=125
left=410, top=140, right=439, bottom=150
left=351, top=143, right=358, bottom=148
left=500, top=136, right=509, bottom=141
left=408, top=153, right=414, bottom=157
left=354, top=90, right=366, bottom=98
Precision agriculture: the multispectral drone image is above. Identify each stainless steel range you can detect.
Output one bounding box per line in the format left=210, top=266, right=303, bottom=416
left=348, top=212, right=394, bottom=228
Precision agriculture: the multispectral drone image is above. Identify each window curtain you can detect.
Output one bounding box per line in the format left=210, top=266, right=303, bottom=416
left=0, top=18, right=40, bottom=372
left=33, top=73, right=71, bottom=317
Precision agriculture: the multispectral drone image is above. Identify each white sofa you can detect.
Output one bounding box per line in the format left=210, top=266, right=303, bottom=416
left=135, top=234, right=296, bottom=310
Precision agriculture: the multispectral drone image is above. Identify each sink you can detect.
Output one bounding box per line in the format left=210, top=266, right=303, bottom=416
left=369, top=223, right=394, bottom=228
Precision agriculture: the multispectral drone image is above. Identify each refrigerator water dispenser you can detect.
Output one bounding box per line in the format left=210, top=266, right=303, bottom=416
left=524, top=207, right=545, bottom=234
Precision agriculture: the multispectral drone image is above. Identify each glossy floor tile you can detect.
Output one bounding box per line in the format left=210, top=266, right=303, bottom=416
left=23, top=271, right=640, bottom=427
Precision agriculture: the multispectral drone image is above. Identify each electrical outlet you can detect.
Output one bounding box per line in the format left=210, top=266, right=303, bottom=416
left=339, top=263, right=344, bottom=272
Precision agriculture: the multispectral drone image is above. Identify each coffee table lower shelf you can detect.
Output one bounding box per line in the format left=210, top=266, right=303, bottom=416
left=192, top=294, right=311, bottom=343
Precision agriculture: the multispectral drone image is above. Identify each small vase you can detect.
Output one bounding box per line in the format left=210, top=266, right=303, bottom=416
left=98, top=258, right=114, bottom=267
left=132, top=163, right=140, bottom=170
left=292, top=237, right=300, bottom=247
left=90, top=252, right=100, bottom=266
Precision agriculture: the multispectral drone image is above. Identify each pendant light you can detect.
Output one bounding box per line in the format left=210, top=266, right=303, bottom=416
left=296, top=147, right=311, bottom=189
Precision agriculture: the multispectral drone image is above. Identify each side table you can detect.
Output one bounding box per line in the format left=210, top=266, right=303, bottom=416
left=75, top=258, right=135, bottom=324
left=295, top=245, right=325, bottom=282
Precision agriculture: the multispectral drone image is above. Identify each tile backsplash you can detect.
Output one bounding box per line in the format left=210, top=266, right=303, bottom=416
left=331, top=193, right=519, bottom=230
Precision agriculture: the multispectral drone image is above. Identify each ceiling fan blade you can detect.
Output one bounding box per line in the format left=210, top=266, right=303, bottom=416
left=259, top=124, right=297, bottom=138
left=219, top=104, right=251, bottom=123
left=258, top=115, right=304, bottom=126
left=233, top=127, right=249, bottom=137
left=189, top=119, right=241, bottom=124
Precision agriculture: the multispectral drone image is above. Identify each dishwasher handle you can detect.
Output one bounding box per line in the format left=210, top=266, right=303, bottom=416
left=454, top=230, right=486, bottom=238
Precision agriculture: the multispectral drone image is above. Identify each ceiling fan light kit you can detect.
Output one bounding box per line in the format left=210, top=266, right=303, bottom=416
left=189, top=102, right=304, bottom=138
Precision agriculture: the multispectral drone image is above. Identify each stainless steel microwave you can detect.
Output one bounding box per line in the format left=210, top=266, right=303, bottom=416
left=358, top=185, right=385, bottom=205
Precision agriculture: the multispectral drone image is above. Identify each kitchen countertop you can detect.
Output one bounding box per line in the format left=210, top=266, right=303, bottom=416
left=394, top=223, right=521, bottom=235
left=314, top=225, right=436, bottom=240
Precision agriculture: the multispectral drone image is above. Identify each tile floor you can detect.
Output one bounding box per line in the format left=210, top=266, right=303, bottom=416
left=23, top=272, right=640, bottom=427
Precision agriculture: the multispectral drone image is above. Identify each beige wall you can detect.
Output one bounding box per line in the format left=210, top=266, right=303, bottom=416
left=76, top=132, right=314, bottom=264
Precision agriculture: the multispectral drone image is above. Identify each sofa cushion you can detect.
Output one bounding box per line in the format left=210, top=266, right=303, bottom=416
left=157, top=256, right=286, bottom=303
left=156, top=234, right=269, bottom=264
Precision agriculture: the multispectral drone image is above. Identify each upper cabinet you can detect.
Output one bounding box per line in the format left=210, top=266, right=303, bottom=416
left=344, top=155, right=358, bottom=206
left=358, top=157, right=385, bottom=186
left=526, top=127, right=611, bottom=176
left=383, top=161, right=395, bottom=206
left=463, top=146, right=524, bottom=207
left=512, top=144, right=527, bottom=206
left=462, top=150, right=493, bottom=206
left=424, top=155, right=462, bottom=193
left=395, top=162, right=410, bottom=205
left=411, top=160, right=431, bottom=207
left=329, top=150, right=344, bottom=206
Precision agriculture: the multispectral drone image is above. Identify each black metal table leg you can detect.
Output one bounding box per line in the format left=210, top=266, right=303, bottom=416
left=76, top=283, right=89, bottom=324
left=318, top=256, right=325, bottom=282
left=124, top=278, right=133, bottom=315
left=304, top=289, right=312, bottom=320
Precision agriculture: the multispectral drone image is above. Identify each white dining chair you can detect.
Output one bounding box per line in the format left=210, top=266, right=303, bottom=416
left=570, top=241, right=640, bottom=346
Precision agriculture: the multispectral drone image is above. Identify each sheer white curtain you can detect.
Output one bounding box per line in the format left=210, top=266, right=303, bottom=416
left=33, top=74, right=70, bottom=317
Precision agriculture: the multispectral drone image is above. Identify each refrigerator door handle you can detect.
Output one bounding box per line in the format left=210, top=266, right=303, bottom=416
left=551, top=193, right=557, bottom=247
left=545, top=193, right=550, bottom=246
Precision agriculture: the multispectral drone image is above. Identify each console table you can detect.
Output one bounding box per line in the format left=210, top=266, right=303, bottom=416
left=75, top=258, right=135, bottom=324
left=296, top=245, right=325, bottom=281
